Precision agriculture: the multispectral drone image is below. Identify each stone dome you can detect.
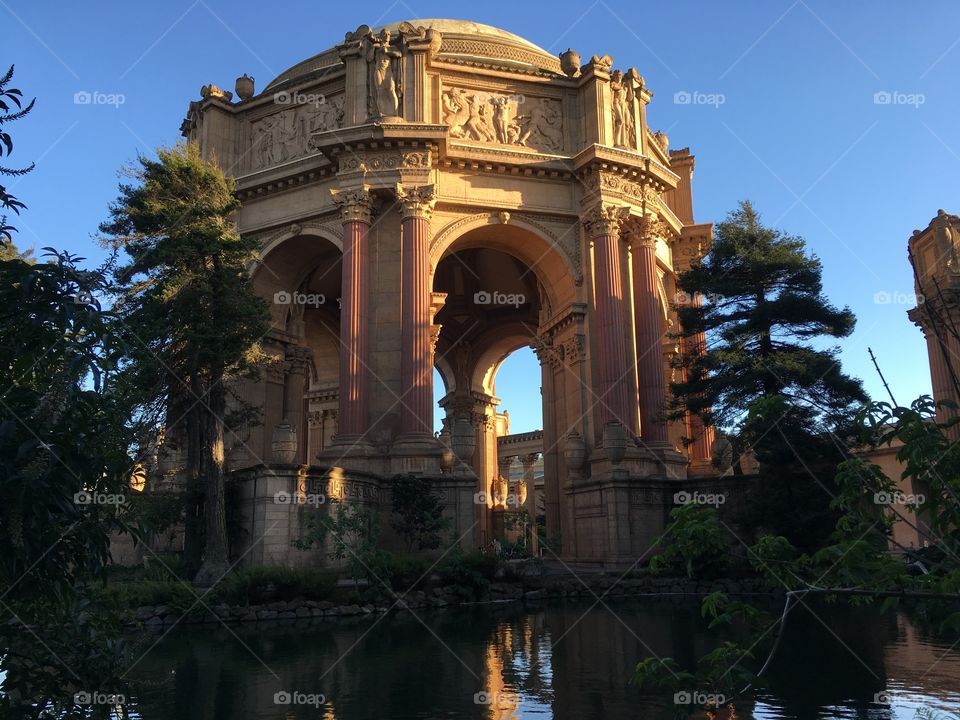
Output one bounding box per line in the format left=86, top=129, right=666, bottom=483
left=265, top=19, right=562, bottom=90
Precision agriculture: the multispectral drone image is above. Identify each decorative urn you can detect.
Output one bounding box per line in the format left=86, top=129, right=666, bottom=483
left=559, top=48, right=581, bottom=77
left=451, top=416, right=476, bottom=469
left=602, top=421, right=627, bottom=466
left=271, top=422, right=297, bottom=464
left=564, top=430, right=587, bottom=474
left=235, top=74, right=255, bottom=100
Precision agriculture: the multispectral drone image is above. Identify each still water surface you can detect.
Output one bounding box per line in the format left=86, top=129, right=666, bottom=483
left=123, top=599, right=960, bottom=719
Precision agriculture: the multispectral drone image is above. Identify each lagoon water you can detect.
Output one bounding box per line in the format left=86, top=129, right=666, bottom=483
left=121, top=599, right=960, bottom=719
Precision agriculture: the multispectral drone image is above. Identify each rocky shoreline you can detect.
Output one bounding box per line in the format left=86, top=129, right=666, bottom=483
left=128, top=575, right=777, bottom=631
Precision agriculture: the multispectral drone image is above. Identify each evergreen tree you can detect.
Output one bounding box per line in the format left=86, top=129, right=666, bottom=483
left=671, top=201, right=868, bottom=548
left=102, top=143, right=269, bottom=584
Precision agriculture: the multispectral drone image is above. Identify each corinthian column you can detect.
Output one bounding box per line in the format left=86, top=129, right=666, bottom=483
left=626, top=214, right=669, bottom=445
left=330, top=186, right=376, bottom=441
left=582, top=204, right=635, bottom=433
left=396, top=184, right=436, bottom=438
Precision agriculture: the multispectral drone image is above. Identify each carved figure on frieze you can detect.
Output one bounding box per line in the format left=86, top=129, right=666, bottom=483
left=463, top=94, right=496, bottom=142
left=442, top=88, right=470, bottom=137
left=364, top=29, right=402, bottom=120
left=516, top=98, right=563, bottom=153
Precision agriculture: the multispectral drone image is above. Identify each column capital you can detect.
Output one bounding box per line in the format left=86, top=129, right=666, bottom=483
left=330, top=185, right=376, bottom=225
left=581, top=203, right=631, bottom=239
left=624, top=213, right=666, bottom=250
left=396, top=183, right=436, bottom=220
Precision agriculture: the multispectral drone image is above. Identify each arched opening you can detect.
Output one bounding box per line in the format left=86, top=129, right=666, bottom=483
left=232, top=232, right=343, bottom=467
left=430, top=220, right=576, bottom=548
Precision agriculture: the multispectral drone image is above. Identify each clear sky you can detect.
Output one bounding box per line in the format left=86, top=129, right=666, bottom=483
left=6, top=1, right=958, bottom=434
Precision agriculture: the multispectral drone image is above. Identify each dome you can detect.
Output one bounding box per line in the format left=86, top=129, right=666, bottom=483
left=265, top=19, right=561, bottom=90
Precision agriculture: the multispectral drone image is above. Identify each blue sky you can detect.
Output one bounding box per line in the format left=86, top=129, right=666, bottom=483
left=6, top=1, right=958, bottom=433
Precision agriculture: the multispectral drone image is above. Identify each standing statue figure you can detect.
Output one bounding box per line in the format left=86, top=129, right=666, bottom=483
left=610, top=70, right=635, bottom=149
left=365, top=29, right=402, bottom=120
left=933, top=210, right=960, bottom=274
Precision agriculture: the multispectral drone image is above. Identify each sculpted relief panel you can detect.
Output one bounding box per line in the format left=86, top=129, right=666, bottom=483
left=442, top=88, right=563, bottom=154
left=252, top=95, right=344, bottom=170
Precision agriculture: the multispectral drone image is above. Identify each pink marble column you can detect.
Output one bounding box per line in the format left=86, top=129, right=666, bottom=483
left=397, top=184, right=436, bottom=437
left=627, top=214, right=669, bottom=444
left=330, top=186, right=376, bottom=440
left=583, top=204, right=634, bottom=432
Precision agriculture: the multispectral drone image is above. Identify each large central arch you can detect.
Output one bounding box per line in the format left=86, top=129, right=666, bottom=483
left=431, top=220, right=580, bottom=548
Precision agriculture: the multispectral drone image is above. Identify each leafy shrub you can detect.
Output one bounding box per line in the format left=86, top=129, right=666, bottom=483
left=212, top=566, right=337, bottom=605
left=438, top=550, right=498, bottom=595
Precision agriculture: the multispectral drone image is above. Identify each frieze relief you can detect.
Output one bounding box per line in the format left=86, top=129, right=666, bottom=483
left=251, top=94, right=344, bottom=170
left=442, top=87, right=563, bottom=154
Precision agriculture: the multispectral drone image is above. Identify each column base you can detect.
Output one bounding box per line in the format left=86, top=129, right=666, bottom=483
left=687, top=458, right=717, bottom=478
left=390, top=433, right=444, bottom=475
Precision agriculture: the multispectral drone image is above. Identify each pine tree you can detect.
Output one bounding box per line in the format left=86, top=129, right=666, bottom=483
left=102, top=143, right=269, bottom=584
left=671, top=201, right=868, bottom=548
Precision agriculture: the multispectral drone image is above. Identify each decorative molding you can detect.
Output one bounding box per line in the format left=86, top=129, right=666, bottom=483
left=624, top=213, right=666, bottom=250
left=338, top=149, right=431, bottom=174
left=396, top=183, right=436, bottom=219
left=581, top=204, right=631, bottom=238
left=329, top=185, right=376, bottom=224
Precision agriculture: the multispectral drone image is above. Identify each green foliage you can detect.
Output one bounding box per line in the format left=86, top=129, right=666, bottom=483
left=0, top=64, right=35, bottom=245
left=375, top=552, right=431, bottom=591
left=671, top=201, right=868, bottom=549
left=671, top=200, right=866, bottom=432
left=390, top=473, right=451, bottom=552
left=0, top=248, right=144, bottom=715
left=102, top=142, right=270, bottom=580
left=437, top=548, right=498, bottom=595
left=294, top=501, right=384, bottom=584
left=212, top=566, right=337, bottom=605
left=649, top=504, right=727, bottom=579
